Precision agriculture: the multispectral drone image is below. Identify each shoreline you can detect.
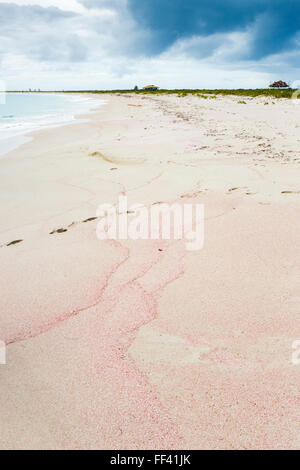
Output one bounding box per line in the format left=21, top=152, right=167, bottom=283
left=0, top=93, right=299, bottom=449
left=0, top=92, right=106, bottom=158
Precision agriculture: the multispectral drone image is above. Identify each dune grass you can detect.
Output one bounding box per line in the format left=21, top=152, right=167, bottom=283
left=60, top=88, right=298, bottom=99
left=11, top=88, right=298, bottom=99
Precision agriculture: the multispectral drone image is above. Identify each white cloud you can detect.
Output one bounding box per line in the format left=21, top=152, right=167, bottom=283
left=0, top=0, right=300, bottom=89
left=164, top=30, right=252, bottom=63
left=0, top=0, right=85, bottom=13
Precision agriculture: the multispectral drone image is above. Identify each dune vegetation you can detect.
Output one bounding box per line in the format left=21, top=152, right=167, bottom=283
left=61, top=88, right=298, bottom=99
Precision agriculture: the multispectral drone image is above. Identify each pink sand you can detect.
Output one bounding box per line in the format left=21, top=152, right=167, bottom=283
left=0, top=93, right=299, bottom=449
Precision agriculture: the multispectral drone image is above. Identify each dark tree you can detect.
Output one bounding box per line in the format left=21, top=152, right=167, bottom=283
left=270, top=80, right=289, bottom=88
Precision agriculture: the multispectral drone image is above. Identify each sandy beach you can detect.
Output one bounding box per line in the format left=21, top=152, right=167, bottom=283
left=0, top=93, right=299, bottom=450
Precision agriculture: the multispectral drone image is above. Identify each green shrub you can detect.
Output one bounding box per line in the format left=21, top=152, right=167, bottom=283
left=58, top=88, right=297, bottom=100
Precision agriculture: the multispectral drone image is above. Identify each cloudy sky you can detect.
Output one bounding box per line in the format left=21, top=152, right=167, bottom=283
left=1, top=0, right=300, bottom=90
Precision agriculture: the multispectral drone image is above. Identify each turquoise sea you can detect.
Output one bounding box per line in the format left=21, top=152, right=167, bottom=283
left=0, top=93, right=102, bottom=155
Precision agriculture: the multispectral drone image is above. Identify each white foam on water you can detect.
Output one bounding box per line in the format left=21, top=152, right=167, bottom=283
left=0, top=93, right=105, bottom=157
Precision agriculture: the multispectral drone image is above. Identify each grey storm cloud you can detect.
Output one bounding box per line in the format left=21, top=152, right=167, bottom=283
left=127, top=0, right=300, bottom=60
left=77, top=0, right=300, bottom=64
left=0, top=1, right=145, bottom=64
left=1, top=0, right=300, bottom=84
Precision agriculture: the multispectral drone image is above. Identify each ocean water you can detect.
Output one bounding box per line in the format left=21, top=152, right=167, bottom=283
left=0, top=93, right=102, bottom=156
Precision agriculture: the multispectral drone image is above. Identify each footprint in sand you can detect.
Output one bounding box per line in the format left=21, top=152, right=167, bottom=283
left=89, top=151, right=115, bottom=164
left=180, top=190, right=204, bottom=199
left=281, top=190, right=300, bottom=194
left=227, top=187, right=248, bottom=195
left=227, top=187, right=239, bottom=193
left=82, top=217, right=98, bottom=223
left=50, top=216, right=99, bottom=235
left=6, top=240, right=23, bottom=247
left=50, top=228, right=68, bottom=235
